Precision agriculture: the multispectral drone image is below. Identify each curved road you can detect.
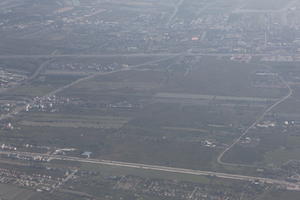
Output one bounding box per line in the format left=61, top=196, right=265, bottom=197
left=217, top=74, right=293, bottom=166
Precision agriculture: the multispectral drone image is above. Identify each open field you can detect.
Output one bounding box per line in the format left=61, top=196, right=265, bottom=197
left=162, top=126, right=209, bottom=133
left=0, top=183, right=35, bottom=200
left=242, top=0, right=294, bottom=10
left=2, top=74, right=82, bottom=98
left=19, top=112, right=130, bottom=129
left=50, top=160, right=267, bottom=200
left=2, top=0, right=300, bottom=198
left=0, top=55, right=293, bottom=182
left=1, top=56, right=281, bottom=173
left=61, top=57, right=284, bottom=99
left=257, top=188, right=300, bottom=200
left=155, top=92, right=277, bottom=102
left=221, top=75, right=300, bottom=168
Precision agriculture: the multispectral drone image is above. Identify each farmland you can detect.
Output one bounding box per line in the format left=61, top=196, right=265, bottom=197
left=1, top=0, right=300, bottom=199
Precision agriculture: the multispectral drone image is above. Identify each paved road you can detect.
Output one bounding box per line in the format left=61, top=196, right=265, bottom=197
left=0, top=59, right=51, bottom=94
left=167, top=0, right=185, bottom=26
left=217, top=73, right=293, bottom=166
left=0, top=52, right=288, bottom=59
left=28, top=59, right=52, bottom=81
left=1, top=150, right=299, bottom=191
left=0, top=56, right=174, bottom=121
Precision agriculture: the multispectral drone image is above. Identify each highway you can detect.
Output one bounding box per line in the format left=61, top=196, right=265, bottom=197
left=0, top=150, right=299, bottom=191
left=0, top=52, right=289, bottom=59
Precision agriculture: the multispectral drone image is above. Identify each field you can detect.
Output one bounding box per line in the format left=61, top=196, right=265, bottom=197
left=1, top=0, right=300, bottom=198
left=242, top=0, right=294, bottom=10
left=219, top=62, right=300, bottom=180
left=155, top=92, right=276, bottom=102
left=1, top=56, right=283, bottom=174
left=51, top=160, right=267, bottom=200
left=0, top=54, right=298, bottom=199
left=0, top=51, right=297, bottom=198
left=0, top=183, right=34, bottom=200
left=0, top=182, right=79, bottom=200
left=19, top=112, right=130, bottom=129
left=257, top=189, right=300, bottom=200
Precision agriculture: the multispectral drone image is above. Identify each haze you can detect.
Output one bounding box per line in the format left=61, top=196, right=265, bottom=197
left=0, top=0, right=300, bottom=199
